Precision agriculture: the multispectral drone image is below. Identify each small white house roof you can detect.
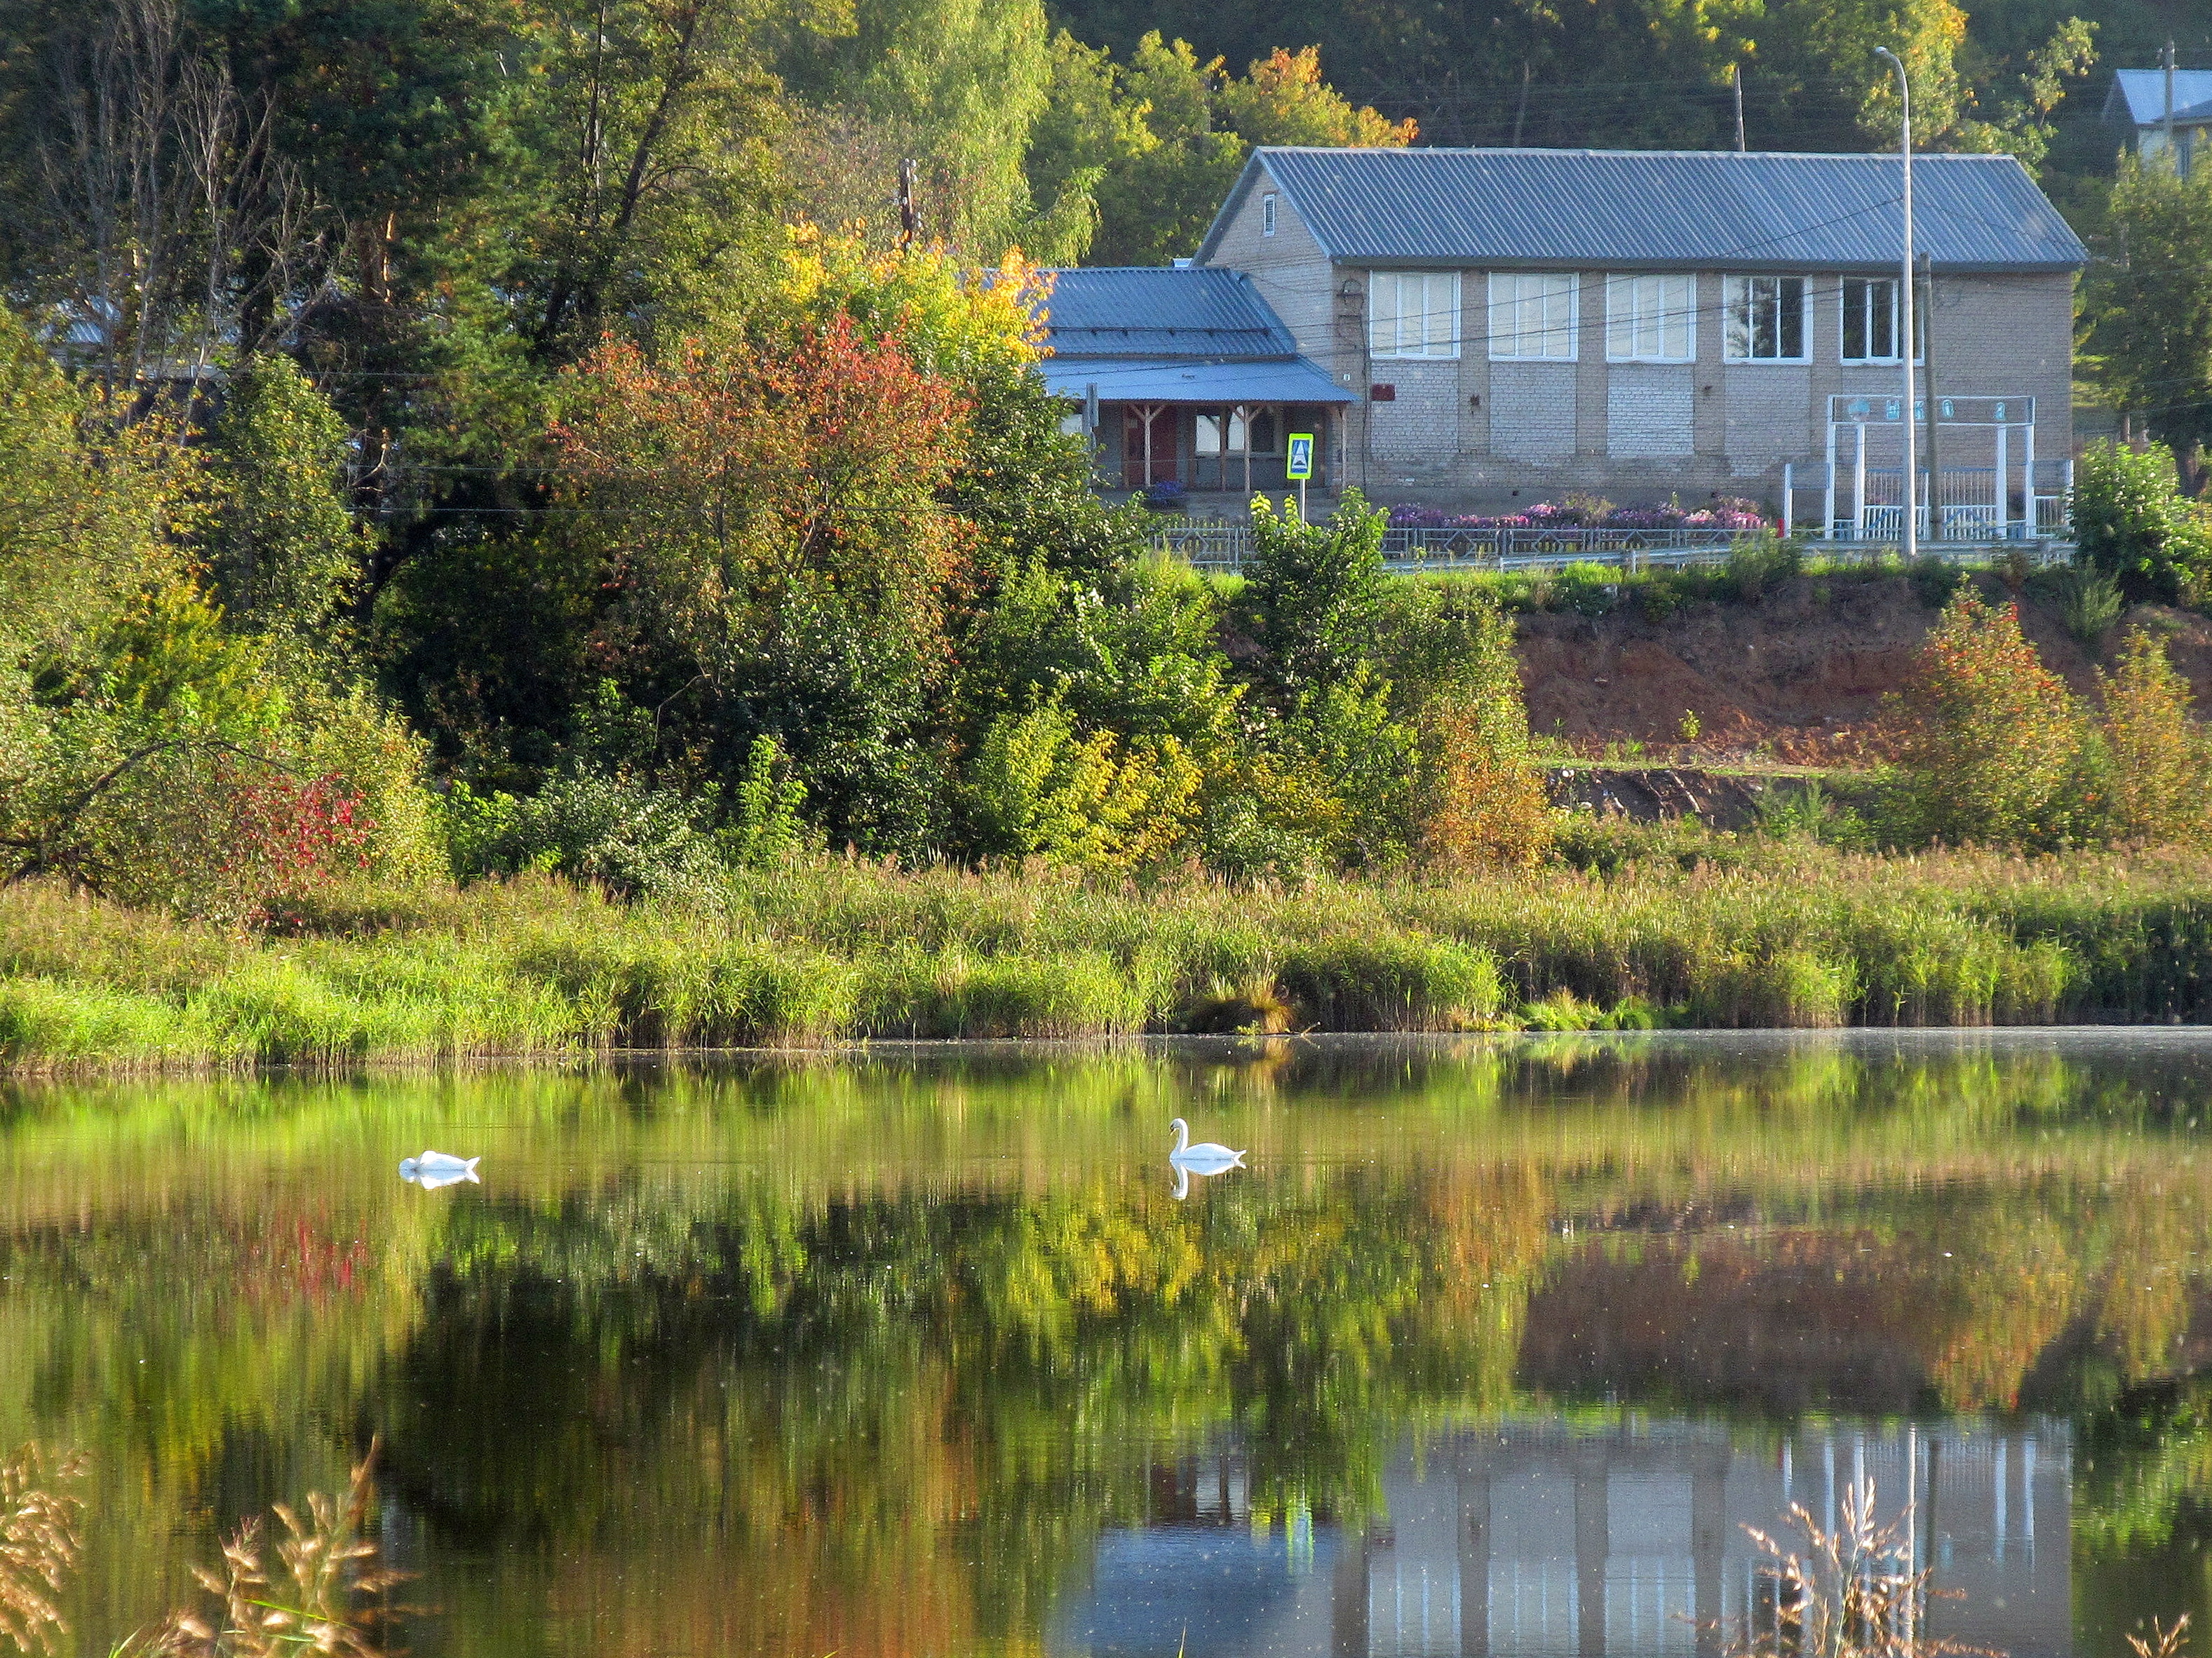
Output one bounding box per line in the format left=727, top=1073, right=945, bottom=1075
left=2103, top=69, right=2212, bottom=128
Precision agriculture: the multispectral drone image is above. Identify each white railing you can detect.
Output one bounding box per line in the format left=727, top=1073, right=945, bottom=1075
left=1147, top=522, right=2073, bottom=574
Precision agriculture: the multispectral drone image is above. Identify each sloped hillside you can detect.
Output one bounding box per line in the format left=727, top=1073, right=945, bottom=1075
left=1516, top=576, right=2212, bottom=755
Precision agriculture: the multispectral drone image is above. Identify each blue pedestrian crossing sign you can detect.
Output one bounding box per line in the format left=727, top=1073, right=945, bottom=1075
left=1286, top=433, right=1315, bottom=480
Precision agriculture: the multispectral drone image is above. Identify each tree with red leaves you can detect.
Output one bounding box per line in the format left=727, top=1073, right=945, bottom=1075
left=550, top=314, right=974, bottom=852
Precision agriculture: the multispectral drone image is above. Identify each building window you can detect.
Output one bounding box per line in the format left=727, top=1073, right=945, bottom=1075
left=1262, top=192, right=1276, bottom=236
left=1604, top=274, right=1694, bottom=363
left=1840, top=276, right=1924, bottom=363
left=1370, top=270, right=1461, bottom=359
left=1194, top=405, right=1288, bottom=489
left=1488, top=271, right=1577, bottom=360
left=1724, top=276, right=1807, bottom=362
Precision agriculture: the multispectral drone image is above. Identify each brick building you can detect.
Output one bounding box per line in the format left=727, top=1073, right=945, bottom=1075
left=1042, top=147, right=2086, bottom=533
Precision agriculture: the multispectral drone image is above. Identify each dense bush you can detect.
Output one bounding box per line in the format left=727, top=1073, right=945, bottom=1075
left=2100, top=629, right=2212, bottom=845
left=1881, top=588, right=2212, bottom=854
left=0, top=318, right=436, bottom=922
left=1881, top=588, right=2097, bottom=849
left=2072, top=440, right=2212, bottom=606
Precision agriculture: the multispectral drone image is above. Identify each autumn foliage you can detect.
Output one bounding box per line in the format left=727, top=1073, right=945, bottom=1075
left=550, top=314, right=975, bottom=849
left=1887, top=587, right=2212, bottom=852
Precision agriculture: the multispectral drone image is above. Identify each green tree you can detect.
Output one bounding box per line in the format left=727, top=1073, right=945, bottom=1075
left=198, top=358, right=365, bottom=655
left=1242, top=491, right=1388, bottom=696
left=1950, top=16, right=2096, bottom=177
left=2098, top=627, right=2210, bottom=845
left=510, top=0, right=799, bottom=362
left=2072, top=440, right=2212, bottom=605
left=775, top=0, right=1055, bottom=257
left=1025, top=33, right=1410, bottom=268
left=2091, top=155, right=2212, bottom=494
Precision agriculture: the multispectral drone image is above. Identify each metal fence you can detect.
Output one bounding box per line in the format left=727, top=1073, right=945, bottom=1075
left=1147, top=522, right=2075, bottom=574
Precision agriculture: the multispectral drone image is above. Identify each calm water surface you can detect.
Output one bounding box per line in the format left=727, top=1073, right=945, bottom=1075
left=6, top=1032, right=2212, bottom=1657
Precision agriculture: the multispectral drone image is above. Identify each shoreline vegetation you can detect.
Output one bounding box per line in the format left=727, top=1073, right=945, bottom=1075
left=6, top=184, right=2212, bottom=1080
left=8, top=842, right=2212, bottom=1071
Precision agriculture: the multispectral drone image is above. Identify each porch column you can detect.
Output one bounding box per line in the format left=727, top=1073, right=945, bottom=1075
left=1574, top=1459, right=1607, bottom=1658
left=1459, top=1471, right=1491, bottom=1658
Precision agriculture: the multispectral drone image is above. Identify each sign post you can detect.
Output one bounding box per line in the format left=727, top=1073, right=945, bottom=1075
left=1286, top=432, right=1314, bottom=523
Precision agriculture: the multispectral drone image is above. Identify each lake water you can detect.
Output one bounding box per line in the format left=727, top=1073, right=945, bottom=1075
left=5, top=1032, right=2212, bottom=1657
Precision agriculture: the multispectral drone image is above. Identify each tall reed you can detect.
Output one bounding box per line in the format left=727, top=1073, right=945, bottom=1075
left=6, top=844, right=2212, bottom=1070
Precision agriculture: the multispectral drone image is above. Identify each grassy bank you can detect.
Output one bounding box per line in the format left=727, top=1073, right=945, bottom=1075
left=7, top=842, right=2212, bottom=1069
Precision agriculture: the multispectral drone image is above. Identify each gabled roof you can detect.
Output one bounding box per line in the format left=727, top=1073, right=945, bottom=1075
left=1036, top=267, right=1296, bottom=359
left=1196, top=147, right=2087, bottom=274
left=2104, top=69, right=2212, bottom=127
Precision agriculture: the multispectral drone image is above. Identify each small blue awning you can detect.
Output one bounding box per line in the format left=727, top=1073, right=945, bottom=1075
left=1037, top=354, right=1356, bottom=405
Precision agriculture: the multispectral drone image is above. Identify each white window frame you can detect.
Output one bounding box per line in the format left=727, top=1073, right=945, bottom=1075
left=1723, top=275, right=1809, bottom=363
left=1368, top=270, right=1462, bottom=360
left=1604, top=274, right=1695, bottom=363
left=1839, top=276, right=1924, bottom=365
left=1487, top=271, right=1579, bottom=361
left=1262, top=192, right=1276, bottom=236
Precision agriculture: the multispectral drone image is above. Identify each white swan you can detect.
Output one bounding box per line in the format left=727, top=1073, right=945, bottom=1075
left=1169, top=1118, right=1246, bottom=1173
left=400, top=1150, right=481, bottom=1189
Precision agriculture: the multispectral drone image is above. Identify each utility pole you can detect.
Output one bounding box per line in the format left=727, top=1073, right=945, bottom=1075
left=897, top=159, right=921, bottom=249
left=1733, top=65, right=1747, bottom=151
left=1876, top=47, right=1917, bottom=561
left=2164, top=40, right=2177, bottom=163
left=1918, top=250, right=1939, bottom=534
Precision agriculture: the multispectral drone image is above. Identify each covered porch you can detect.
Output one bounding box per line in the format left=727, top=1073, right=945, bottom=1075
left=1041, top=358, right=1354, bottom=498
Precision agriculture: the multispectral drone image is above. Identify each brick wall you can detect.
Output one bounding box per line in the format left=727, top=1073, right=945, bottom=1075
left=1723, top=366, right=1813, bottom=476
left=1490, top=363, right=1577, bottom=461
left=1201, top=205, right=2077, bottom=508
left=1367, top=361, right=1459, bottom=457
left=1606, top=365, right=1694, bottom=457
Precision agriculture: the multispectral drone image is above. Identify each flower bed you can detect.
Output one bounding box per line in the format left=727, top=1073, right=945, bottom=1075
left=1389, top=496, right=1769, bottom=531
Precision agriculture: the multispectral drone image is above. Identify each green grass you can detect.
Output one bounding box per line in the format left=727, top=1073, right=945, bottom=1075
left=6, top=842, right=2212, bottom=1069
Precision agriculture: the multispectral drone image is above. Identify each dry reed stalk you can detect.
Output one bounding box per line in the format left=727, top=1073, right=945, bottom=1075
left=0, top=1444, right=87, bottom=1657
left=2128, top=1617, right=2191, bottom=1658
left=1729, top=1478, right=1992, bottom=1658
left=159, top=1440, right=404, bottom=1658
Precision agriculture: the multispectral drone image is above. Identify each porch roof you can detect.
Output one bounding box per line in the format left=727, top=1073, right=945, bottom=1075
left=1036, top=354, right=1355, bottom=405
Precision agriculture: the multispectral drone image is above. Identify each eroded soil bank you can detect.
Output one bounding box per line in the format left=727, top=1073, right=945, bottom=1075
left=1516, top=574, right=2212, bottom=753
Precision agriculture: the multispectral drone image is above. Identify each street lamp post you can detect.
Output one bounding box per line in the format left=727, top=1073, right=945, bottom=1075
left=1875, top=46, right=1918, bottom=560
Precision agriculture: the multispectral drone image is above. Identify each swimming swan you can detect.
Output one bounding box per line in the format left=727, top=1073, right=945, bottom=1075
left=1169, top=1118, right=1246, bottom=1173
left=400, top=1150, right=481, bottom=1189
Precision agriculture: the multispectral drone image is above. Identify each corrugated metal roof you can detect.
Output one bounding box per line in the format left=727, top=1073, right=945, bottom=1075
left=1035, top=355, right=1355, bottom=404
left=1038, top=267, right=1295, bottom=358
left=2105, top=69, right=2212, bottom=126
left=1197, top=147, right=2086, bottom=274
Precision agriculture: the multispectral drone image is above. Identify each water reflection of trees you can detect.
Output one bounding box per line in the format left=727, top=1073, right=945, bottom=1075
left=387, top=1164, right=1549, bottom=1654
left=5, top=1039, right=2212, bottom=1652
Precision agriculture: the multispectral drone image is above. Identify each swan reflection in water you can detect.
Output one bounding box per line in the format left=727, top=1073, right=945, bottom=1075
left=399, top=1150, right=482, bottom=1189
left=1168, top=1117, right=1246, bottom=1200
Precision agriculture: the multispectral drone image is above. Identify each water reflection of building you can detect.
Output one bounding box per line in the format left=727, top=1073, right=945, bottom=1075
left=1051, top=1420, right=2072, bottom=1658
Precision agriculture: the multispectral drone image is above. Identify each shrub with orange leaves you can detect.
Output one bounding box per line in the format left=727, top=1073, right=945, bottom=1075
left=1883, top=586, right=2099, bottom=849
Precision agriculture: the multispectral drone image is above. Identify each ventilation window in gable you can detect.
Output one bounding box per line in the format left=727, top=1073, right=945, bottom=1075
left=1262, top=192, right=1277, bottom=236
